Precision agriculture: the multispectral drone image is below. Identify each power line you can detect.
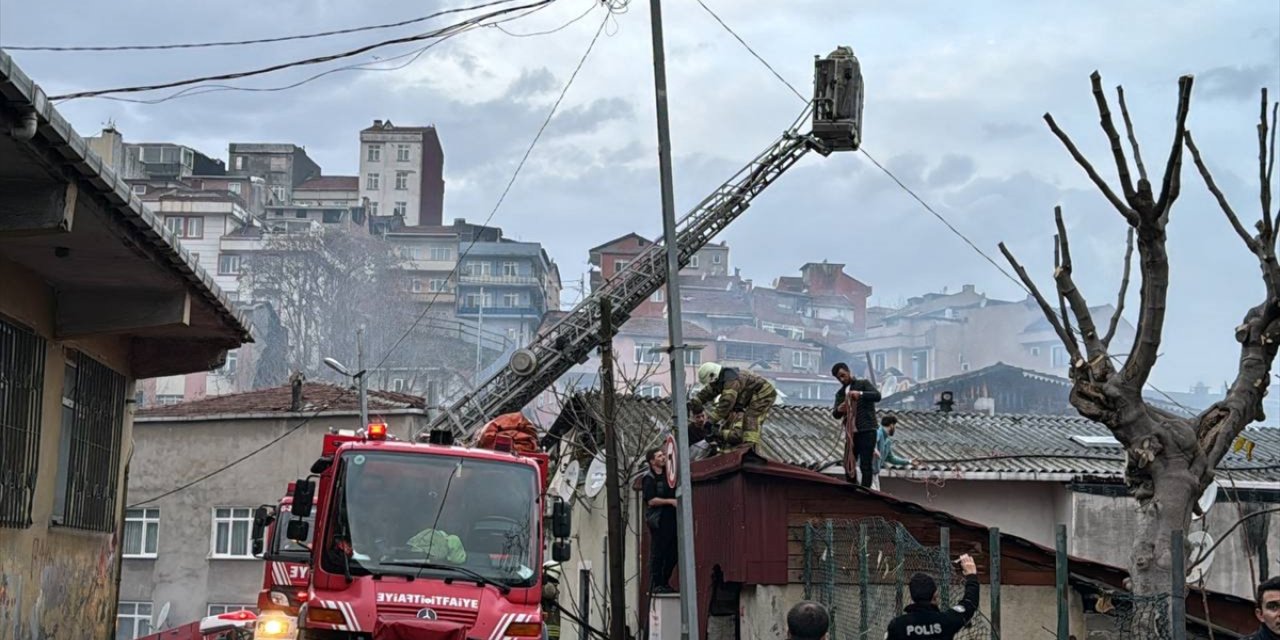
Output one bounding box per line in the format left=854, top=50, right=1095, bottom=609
left=691, top=0, right=805, bottom=103
left=126, top=400, right=336, bottom=507
left=50, top=0, right=556, bottom=102
left=90, top=1, right=562, bottom=105
left=492, top=0, right=598, bottom=37
left=371, top=10, right=612, bottom=373
left=3, top=0, right=522, bottom=52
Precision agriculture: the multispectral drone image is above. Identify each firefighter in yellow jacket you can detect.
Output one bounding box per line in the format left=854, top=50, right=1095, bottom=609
left=691, top=362, right=777, bottom=448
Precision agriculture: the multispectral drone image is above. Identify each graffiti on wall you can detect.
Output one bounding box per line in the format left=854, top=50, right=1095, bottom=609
left=0, top=529, right=119, bottom=640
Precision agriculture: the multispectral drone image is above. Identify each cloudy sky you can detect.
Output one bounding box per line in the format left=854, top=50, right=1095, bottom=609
left=2, top=0, right=1278, bottom=395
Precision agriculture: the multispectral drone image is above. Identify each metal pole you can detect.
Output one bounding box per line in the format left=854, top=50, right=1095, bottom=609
left=600, top=299, right=626, bottom=640
left=989, top=528, right=1001, bottom=640
left=894, top=527, right=904, bottom=614
left=1056, top=524, right=1068, bottom=640
left=858, top=523, right=869, bottom=638
left=475, top=287, right=485, bottom=384
left=357, top=326, right=369, bottom=429
left=579, top=565, right=592, bottom=640
left=1171, top=530, right=1186, bottom=640
left=940, top=526, right=950, bottom=605
left=648, top=1, right=698, bottom=638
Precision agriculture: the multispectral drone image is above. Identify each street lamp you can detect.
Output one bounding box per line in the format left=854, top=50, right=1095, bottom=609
left=324, top=356, right=368, bottom=431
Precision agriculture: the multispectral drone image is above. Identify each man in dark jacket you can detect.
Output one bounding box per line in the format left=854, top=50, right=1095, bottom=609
left=885, top=554, right=979, bottom=640
left=642, top=448, right=678, bottom=594
left=831, top=362, right=882, bottom=487
left=1245, top=576, right=1280, bottom=639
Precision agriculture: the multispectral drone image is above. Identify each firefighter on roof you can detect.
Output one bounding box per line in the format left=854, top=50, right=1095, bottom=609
left=691, top=362, right=777, bottom=449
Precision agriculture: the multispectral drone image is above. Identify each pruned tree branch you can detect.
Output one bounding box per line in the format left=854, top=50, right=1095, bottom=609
left=1053, top=207, right=1107, bottom=361
left=1154, top=75, right=1194, bottom=216
left=1185, top=131, right=1259, bottom=252
left=1103, top=228, right=1135, bottom=348
left=1117, top=85, right=1149, bottom=184
left=1091, top=72, right=1138, bottom=203
left=1044, top=112, right=1138, bottom=225
left=999, top=241, right=1082, bottom=365
left=1054, top=234, right=1076, bottom=360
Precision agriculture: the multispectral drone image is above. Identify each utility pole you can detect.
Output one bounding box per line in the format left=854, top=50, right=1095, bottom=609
left=648, top=1, right=699, bottom=638
left=357, top=325, right=368, bottom=429
left=599, top=298, right=626, bottom=640
left=475, top=286, right=485, bottom=384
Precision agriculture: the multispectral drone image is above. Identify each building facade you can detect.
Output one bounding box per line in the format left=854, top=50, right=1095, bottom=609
left=227, top=143, right=321, bottom=206
left=455, top=239, right=561, bottom=346
left=121, top=383, right=431, bottom=630
left=358, top=120, right=445, bottom=227
left=0, top=51, right=251, bottom=640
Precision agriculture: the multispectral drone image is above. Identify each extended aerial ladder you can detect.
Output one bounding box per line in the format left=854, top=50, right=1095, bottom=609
left=424, top=46, right=865, bottom=439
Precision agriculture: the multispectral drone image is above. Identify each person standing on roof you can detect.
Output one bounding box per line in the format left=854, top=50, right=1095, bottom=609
left=885, top=554, right=980, bottom=640
left=692, top=362, right=777, bottom=450
left=871, top=415, right=917, bottom=491
left=831, top=362, right=881, bottom=488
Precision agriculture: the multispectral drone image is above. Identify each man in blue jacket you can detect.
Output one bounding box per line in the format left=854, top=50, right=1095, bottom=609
left=871, top=415, right=917, bottom=491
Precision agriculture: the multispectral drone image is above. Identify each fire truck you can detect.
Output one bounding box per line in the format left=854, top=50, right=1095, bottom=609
left=248, top=482, right=315, bottom=640
left=282, top=422, right=569, bottom=639
left=135, top=609, right=258, bottom=640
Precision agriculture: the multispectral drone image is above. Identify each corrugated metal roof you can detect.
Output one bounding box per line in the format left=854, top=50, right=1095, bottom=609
left=550, top=393, right=1280, bottom=483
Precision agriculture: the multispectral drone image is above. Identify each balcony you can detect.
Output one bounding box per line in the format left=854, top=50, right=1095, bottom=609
left=457, top=273, right=541, bottom=286
left=456, top=304, right=542, bottom=318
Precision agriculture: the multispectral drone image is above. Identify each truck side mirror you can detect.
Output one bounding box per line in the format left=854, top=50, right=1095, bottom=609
left=287, top=519, right=311, bottom=543
left=292, top=479, right=315, bottom=518
left=251, top=505, right=275, bottom=557
left=552, top=540, right=571, bottom=563
left=551, top=499, right=571, bottom=539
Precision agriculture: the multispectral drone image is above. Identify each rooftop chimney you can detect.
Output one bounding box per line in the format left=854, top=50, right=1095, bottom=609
left=289, top=371, right=305, bottom=411
left=962, top=284, right=976, bottom=294
left=373, top=119, right=383, bottom=128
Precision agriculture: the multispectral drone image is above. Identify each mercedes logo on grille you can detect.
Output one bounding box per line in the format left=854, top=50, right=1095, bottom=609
left=416, top=608, right=439, bottom=621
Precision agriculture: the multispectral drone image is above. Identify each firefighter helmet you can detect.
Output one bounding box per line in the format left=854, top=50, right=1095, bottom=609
left=697, top=362, right=722, bottom=386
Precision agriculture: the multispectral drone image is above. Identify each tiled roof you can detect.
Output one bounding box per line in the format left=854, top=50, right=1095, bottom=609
left=549, top=393, right=1280, bottom=483
left=681, top=289, right=753, bottom=317
left=297, top=175, right=358, bottom=191
left=716, top=325, right=813, bottom=349
left=136, top=382, right=427, bottom=419
left=618, top=316, right=712, bottom=340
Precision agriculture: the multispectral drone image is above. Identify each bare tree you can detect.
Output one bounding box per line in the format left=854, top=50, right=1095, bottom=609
left=1000, top=74, right=1278, bottom=595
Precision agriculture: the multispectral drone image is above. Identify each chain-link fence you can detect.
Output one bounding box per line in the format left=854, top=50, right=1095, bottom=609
left=801, top=517, right=991, bottom=640
left=1087, top=592, right=1176, bottom=640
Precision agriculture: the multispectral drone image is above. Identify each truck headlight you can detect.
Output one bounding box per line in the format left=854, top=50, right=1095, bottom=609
left=269, top=591, right=291, bottom=607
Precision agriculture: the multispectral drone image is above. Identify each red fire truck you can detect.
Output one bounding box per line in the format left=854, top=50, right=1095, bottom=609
left=281, top=422, right=570, bottom=639
left=135, top=609, right=258, bottom=640
left=254, top=484, right=316, bottom=615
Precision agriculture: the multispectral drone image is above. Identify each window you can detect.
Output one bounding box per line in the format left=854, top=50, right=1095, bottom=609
left=466, top=261, right=492, bottom=276
left=293, top=210, right=307, bottom=219
left=52, top=350, right=126, bottom=531
left=429, top=279, right=448, bottom=292
left=713, top=253, right=722, bottom=265
left=392, top=378, right=406, bottom=392
left=637, top=385, right=663, bottom=398
left=208, top=604, right=256, bottom=616
left=117, top=602, right=153, bottom=639
left=227, top=182, right=242, bottom=195
left=873, top=352, right=886, bottom=372
left=235, top=156, right=246, bottom=170
left=0, top=315, right=46, bottom=528
left=502, top=261, right=518, bottom=277
left=212, top=507, right=254, bottom=558
left=411, top=279, right=424, bottom=293
left=1030, top=346, right=1042, bottom=357
left=683, top=348, right=701, bottom=367
left=322, top=210, right=342, bottom=224
left=131, top=184, right=147, bottom=195
left=366, top=173, right=380, bottom=190
left=688, top=255, right=700, bottom=268
left=1052, top=345, right=1071, bottom=367
left=911, top=350, right=929, bottom=381
left=503, top=293, right=520, bottom=308
left=367, top=144, right=382, bottom=162
left=123, top=508, right=160, bottom=558
left=397, top=143, right=412, bottom=162
left=614, top=260, right=630, bottom=274
left=393, top=201, right=407, bottom=217
left=367, top=201, right=379, bottom=216
left=218, top=254, right=242, bottom=275
left=218, top=350, right=238, bottom=376
left=395, top=171, right=409, bottom=190
left=163, top=216, right=203, bottom=239
left=429, top=246, right=452, bottom=261
left=156, top=394, right=184, bottom=405
left=270, top=185, right=287, bottom=203
left=465, top=292, right=493, bottom=308
left=634, top=342, right=661, bottom=364
left=650, top=289, right=665, bottom=303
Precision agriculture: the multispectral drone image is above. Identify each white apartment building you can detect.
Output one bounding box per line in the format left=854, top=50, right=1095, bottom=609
left=358, top=120, right=445, bottom=227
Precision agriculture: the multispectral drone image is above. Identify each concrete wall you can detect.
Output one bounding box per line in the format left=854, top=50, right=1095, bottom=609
left=121, top=411, right=431, bottom=626
left=554, top=484, right=647, bottom=638
left=878, top=478, right=1069, bottom=549
left=1070, top=491, right=1280, bottom=600
left=0, top=257, right=135, bottom=640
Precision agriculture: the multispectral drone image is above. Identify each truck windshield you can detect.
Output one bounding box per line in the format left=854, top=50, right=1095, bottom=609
left=322, top=451, right=539, bottom=588
left=273, top=506, right=313, bottom=560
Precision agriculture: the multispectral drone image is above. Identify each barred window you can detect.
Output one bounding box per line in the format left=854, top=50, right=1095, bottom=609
left=52, top=350, right=127, bottom=531
left=0, top=315, right=47, bottom=528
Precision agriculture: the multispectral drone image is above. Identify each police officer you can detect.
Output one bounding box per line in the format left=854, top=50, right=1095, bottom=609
left=885, top=554, right=980, bottom=640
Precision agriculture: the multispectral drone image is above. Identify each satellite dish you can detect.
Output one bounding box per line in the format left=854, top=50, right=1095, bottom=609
left=153, top=602, right=171, bottom=630
left=584, top=454, right=607, bottom=498
left=556, top=460, right=581, bottom=502
left=1192, top=480, right=1220, bottom=521
left=1186, top=531, right=1216, bottom=583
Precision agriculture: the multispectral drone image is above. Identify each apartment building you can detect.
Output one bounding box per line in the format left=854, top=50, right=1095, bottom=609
left=227, top=142, right=321, bottom=205
left=358, top=119, right=445, bottom=227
